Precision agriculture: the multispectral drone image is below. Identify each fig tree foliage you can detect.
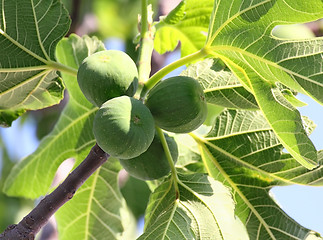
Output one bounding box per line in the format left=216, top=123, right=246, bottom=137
left=1, top=0, right=323, bottom=240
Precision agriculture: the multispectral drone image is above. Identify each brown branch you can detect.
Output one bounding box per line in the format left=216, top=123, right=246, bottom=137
left=0, top=144, right=108, bottom=240
left=67, top=0, right=81, bottom=35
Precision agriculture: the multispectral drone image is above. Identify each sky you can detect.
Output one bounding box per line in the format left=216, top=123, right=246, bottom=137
left=0, top=39, right=322, bottom=236
left=271, top=94, right=323, bottom=234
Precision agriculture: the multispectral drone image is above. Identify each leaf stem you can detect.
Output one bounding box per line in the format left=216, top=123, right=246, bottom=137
left=140, top=48, right=210, bottom=99
left=137, top=2, right=155, bottom=84
left=140, top=0, right=148, bottom=39
left=48, top=61, right=78, bottom=76
left=155, top=127, right=180, bottom=199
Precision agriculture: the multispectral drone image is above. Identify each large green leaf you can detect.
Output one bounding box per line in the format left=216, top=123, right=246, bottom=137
left=251, top=78, right=317, bottom=169
left=260, top=150, right=323, bottom=186
left=3, top=34, right=104, bottom=198
left=0, top=0, right=71, bottom=125
left=181, top=58, right=258, bottom=109
left=154, top=0, right=213, bottom=57
left=55, top=157, right=137, bottom=240
left=205, top=0, right=323, bottom=169
left=200, top=146, right=323, bottom=240
left=191, top=109, right=323, bottom=239
left=181, top=58, right=309, bottom=112
left=138, top=173, right=249, bottom=240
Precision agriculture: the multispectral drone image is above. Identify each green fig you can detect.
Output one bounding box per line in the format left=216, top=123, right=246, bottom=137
left=119, top=132, right=178, bottom=180
left=146, top=76, right=207, bottom=133
left=93, top=96, right=155, bottom=159
left=77, top=50, right=138, bottom=107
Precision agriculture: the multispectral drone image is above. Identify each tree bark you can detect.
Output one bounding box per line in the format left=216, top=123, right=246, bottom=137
left=0, top=144, right=108, bottom=240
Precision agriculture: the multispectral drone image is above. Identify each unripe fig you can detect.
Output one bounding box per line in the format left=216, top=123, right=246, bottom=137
left=145, top=76, right=207, bottom=133
left=93, top=96, right=155, bottom=159
left=77, top=50, right=138, bottom=107
left=119, top=133, right=178, bottom=180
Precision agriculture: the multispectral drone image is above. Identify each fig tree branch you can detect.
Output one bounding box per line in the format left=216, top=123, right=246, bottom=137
left=67, top=0, right=81, bottom=35
left=137, top=2, right=155, bottom=85
left=0, top=144, right=109, bottom=240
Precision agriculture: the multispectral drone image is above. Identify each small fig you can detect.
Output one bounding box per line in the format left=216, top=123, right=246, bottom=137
left=145, top=76, right=207, bottom=133
left=93, top=96, right=155, bottom=159
left=119, top=132, right=178, bottom=180
left=77, top=50, right=138, bottom=107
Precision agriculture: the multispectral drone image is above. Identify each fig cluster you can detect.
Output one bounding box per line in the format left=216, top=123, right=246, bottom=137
left=77, top=50, right=207, bottom=180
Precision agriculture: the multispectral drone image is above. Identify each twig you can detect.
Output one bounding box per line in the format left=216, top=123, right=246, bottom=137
left=0, top=144, right=109, bottom=240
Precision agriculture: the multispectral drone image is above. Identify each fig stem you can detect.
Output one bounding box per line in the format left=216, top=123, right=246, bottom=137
left=140, top=0, right=149, bottom=38
left=48, top=61, right=78, bottom=76
left=155, top=127, right=180, bottom=198
left=137, top=2, right=155, bottom=84
left=140, top=48, right=210, bottom=99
